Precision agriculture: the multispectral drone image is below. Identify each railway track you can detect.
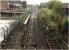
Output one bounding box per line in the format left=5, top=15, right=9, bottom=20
left=37, top=19, right=64, bottom=49
left=21, top=25, right=37, bottom=49
left=21, top=12, right=63, bottom=49
left=21, top=9, right=38, bottom=49
left=46, top=39, right=62, bottom=49
left=42, top=25, right=64, bottom=49
left=42, top=25, right=63, bottom=49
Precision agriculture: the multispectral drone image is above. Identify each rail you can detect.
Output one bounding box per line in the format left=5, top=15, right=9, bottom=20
left=43, top=25, right=63, bottom=49
left=24, top=14, right=31, bottom=25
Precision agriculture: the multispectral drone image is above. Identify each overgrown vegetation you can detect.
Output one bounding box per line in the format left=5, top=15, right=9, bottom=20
left=37, top=0, right=68, bottom=49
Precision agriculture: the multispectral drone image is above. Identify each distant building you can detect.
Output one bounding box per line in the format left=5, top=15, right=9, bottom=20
left=22, top=1, right=27, bottom=8
left=7, top=0, right=27, bottom=10
left=7, top=0, right=23, bottom=10
left=0, top=0, right=27, bottom=11
left=63, top=3, right=69, bottom=16
left=0, top=0, right=8, bottom=11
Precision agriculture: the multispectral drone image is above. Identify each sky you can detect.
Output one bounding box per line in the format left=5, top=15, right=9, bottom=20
left=21, top=0, right=69, bottom=5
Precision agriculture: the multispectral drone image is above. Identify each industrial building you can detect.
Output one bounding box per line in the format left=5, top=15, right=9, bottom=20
left=0, top=0, right=8, bottom=11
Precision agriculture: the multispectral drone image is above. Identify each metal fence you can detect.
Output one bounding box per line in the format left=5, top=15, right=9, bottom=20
left=0, top=20, right=19, bottom=43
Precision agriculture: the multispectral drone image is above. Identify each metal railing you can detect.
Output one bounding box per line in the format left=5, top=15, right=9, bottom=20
left=0, top=20, right=19, bottom=43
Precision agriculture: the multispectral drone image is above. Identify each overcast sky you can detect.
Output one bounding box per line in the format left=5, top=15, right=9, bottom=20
left=22, top=0, right=69, bottom=5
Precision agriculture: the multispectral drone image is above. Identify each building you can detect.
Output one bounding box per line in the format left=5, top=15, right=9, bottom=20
left=63, top=3, right=69, bottom=16
left=0, top=0, right=1, bottom=11
left=0, top=0, right=8, bottom=11
left=7, top=0, right=25, bottom=10
left=0, top=0, right=27, bottom=11
left=22, top=1, right=27, bottom=8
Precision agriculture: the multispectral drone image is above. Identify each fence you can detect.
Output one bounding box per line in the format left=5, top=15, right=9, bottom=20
left=0, top=20, right=19, bottom=44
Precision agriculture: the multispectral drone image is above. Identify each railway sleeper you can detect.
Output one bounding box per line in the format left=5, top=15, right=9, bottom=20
left=21, top=43, right=37, bottom=48
left=47, top=39, right=61, bottom=49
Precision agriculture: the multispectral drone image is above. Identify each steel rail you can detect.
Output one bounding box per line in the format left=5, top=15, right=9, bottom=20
left=43, top=25, right=63, bottom=49
left=24, top=14, right=31, bottom=25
